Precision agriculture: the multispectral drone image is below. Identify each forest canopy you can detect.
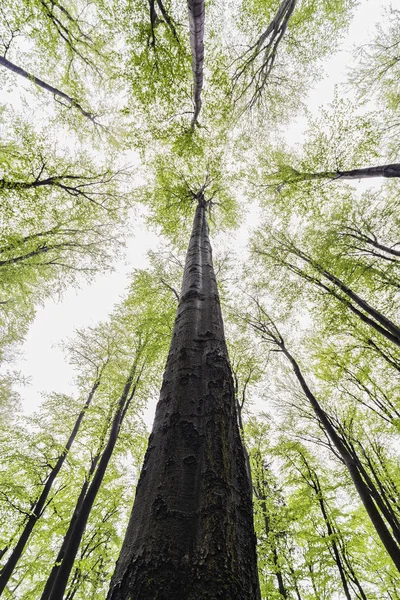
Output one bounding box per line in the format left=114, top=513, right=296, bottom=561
left=1, top=0, right=400, bottom=598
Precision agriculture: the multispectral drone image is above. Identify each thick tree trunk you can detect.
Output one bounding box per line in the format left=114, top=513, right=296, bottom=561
left=187, top=0, right=205, bottom=127
left=0, top=378, right=101, bottom=595
left=42, top=363, right=140, bottom=600
left=107, top=198, right=261, bottom=600
left=0, top=56, right=96, bottom=123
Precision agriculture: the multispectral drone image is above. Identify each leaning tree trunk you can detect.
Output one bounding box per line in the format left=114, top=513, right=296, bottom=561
left=42, top=361, right=140, bottom=600
left=282, top=347, right=400, bottom=572
left=107, top=196, right=261, bottom=600
left=0, top=56, right=96, bottom=123
left=0, top=377, right=101, bottom=595
left=299, top=455, right=352, bottom=600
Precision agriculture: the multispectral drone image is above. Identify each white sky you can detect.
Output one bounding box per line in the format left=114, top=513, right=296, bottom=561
left=4, top=0, right=390, bottom=427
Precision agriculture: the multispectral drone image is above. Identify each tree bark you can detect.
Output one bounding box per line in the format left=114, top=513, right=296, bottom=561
left=282, top=347, right=400, bottom=572
left=187, top=0, right=205, bottom=127
left=276, top=163, right=400, bottom=187
left=0, top=378, right=101, bottom=595
left=0, top=56, right=96, bottom=123
left=107, top=198, right=261, bottom=600
left=299, top=455, right=352, bottom=600
left=42, top=362, right=140, bottom=600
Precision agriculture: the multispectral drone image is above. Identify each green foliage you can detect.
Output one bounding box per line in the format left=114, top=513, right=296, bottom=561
left=1, top=0, right=400, bottom=597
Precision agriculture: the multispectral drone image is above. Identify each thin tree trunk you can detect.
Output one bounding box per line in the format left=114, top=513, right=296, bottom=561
left=40, top=444, right=102, bottom=599
left=259, top=495, right=288, bottom=598
left=342, top=227, right=400, bottom=259
left=281, top=346, right=400, bottom=572
left=0, top=378, right=101, bottom=595
left=233, top=0, right=296, bottom=109
left=299, top=455, right=352, bottom=600
left=42, top=362, right=140, bottom=600
left=187, top=0, right=205, bottom=127
left=279, top=255, right=400, bottom=348
left=278, top=163, right=400, bottom=186
left=294, top=249, right=400, bottom=344
left=252, top=451, right=287, bottom=598
left=107, top=197, right=261, bottom=600
left=366, top=338, right=400, bottom=373
left=0, top=56, right=96, bottom=123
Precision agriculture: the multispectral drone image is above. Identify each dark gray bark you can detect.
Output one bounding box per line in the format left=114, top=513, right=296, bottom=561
left=0, top=378, right=101, bottom=595
left=187, top=0, right=205, bottom=127
left=298, top=454, right=352, bottom=600
left=282, top=347, right=400, bottom=572
left=318, top=163, right=400, bottom=180
left=0, top=56, right=97, bottom=123
left=233, top=0, right=296, bottom=109
left=107, top=198, right=261, bottom=600
left=271, top=249, right=400, bottom=348
left=42, top=362, right=140, bottom=600
left=272, top=163, right=400, bottom=190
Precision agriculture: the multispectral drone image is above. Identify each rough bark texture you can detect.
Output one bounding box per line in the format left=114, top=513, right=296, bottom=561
left=107, top=199, right=261, bottom=600
left=187, top=0, right=205, bottom=127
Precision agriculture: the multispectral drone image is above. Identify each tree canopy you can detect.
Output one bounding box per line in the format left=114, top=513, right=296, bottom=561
left=1, top=0, right=400, bottom=597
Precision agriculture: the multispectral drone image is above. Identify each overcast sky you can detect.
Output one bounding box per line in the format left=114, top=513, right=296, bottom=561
left=6, top=0, right=390, bottom=426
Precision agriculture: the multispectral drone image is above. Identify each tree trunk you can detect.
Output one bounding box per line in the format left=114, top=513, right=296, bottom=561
left=0, top=56, right=96, bottom=123
left=292, top=248, right=400, bottom=344
left=279, top=163, right=400, bottom=186
left=281, top=254, right=400, bottom=348
left=187, top=0, right=205, bottom=127
left=0, top=378, right=101, bottom=595
left=281, top=347, right=400, bottom=572
left=40, top=445, right=101, bottom=599
left=299, top=455, right=352, bottom=600
left=259, top=495, right=288, bottom=598
left=42, top=362, right=140, bottom=600
left=107, top=197, right=261, bottom=600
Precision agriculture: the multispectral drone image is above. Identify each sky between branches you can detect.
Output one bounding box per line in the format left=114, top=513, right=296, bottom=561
left=7, top=0, right=389, bottom=428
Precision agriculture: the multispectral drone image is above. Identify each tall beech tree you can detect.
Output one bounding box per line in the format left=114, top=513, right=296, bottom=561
left=0, top=373, right=103, bottom=594
left=41, top=356, right=143, bottom=600
left=106, top=194, right=261, bottom=600
left=246, top=306, right=400, bottom=572
left=2, top=0, right=400, bottom=596
left=188, top=0, right=205, bottom=127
